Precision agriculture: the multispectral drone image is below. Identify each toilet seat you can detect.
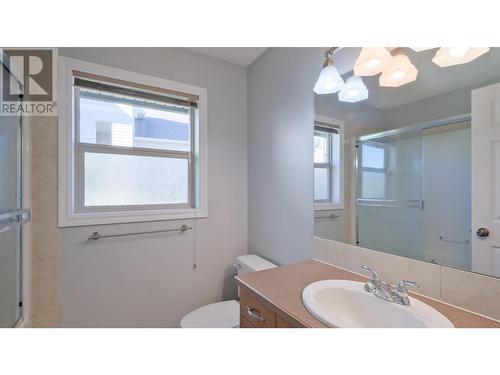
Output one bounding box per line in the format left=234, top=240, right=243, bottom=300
left=180, top=300, right=240, bottom=328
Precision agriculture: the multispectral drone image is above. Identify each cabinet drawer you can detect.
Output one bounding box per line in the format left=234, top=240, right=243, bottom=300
left=240, top=315, right=254, bottom=328
left=240, top=286, right=276, bottom=328
left=276, top=314, right=294, bottom=328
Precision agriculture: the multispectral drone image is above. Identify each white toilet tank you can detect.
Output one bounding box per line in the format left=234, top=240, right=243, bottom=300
left=235, top=254, right=276, bottom=276
left=180, top=254, right=276, bottom=328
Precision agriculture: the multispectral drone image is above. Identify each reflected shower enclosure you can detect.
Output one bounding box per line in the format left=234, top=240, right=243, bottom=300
left=355, top=118, right=471, bottom=271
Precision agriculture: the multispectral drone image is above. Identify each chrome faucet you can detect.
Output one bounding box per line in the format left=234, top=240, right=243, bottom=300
left=393, top=280, right=420, bottom=306
left=361, top=265, right=420, bottom=306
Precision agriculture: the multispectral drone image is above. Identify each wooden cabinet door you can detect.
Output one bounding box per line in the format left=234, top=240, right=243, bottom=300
left=240, top=315, right=254, bottom=328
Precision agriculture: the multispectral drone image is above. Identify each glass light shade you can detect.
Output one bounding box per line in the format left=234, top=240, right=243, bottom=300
left=353, top=48, right=393, bottom=76
left=338, top=76, right=368, bottom=103
left=379, top=53, right=418, bottom=87
left=313, top=64, right=345, bottom=95
left=432, top=47, right=490, bottom=67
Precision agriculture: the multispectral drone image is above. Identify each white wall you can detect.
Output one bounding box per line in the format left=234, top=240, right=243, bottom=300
left=247, top=48, right=324, bottom=265
left=57, top=48, right=247, bottom=327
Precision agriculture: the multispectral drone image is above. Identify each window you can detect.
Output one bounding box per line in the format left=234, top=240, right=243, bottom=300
left=58, top=58, right=207, bottom=226
left=313, top=116, right=344, bottom=209
left=75, top=82, right=193, bottom=210
left=314, top=128, right=333, bottom=201
left=359, top=142, right=386, bottom=198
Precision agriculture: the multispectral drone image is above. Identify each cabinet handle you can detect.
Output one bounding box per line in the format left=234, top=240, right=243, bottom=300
left=246, top=305, right=265, bottom=323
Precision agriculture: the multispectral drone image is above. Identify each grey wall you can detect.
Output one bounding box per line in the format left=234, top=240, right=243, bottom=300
left=315, top=97, right=385, bottom=137
left=58, top=48, right=247, bottom=327
left=247, top=48, right=324, bottom=265
left=381, top=85, right=472, bottom=131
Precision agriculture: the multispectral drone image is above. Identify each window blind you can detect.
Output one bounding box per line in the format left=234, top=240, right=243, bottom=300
left=314, top=120, right=339, bottom=134
left=73, top=70, right=198, bottom=108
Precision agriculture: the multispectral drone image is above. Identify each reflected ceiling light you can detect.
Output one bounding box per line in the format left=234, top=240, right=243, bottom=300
left=410, top=47, right=436, bottom=52
left=353, top=48, right=393, bottom=76
left=379, top=49, right=418, bottom=87
left=313, top=48, right=344, bottom=95
left=432, top=47, right=490, bottom=67
left=338, top=76, right=368, bottom=103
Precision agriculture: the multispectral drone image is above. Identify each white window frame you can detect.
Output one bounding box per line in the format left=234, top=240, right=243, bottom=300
left=58, top=57, right=207, bottom=227
left=314, top=115, right=344, bottom=211
left=358, top=140, right=388, bottom=199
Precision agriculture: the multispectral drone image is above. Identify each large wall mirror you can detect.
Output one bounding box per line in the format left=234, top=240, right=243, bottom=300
left=313, top=47, right=500, bottom=279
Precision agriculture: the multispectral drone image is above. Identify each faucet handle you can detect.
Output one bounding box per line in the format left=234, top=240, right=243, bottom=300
left=361, top=265, right=379, bottom=282
left=396, top=280, right=420, bottom=294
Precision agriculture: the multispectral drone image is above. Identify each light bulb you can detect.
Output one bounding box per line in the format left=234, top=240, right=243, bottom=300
left=391, top=70, right=405, bottom=80
left=365, top=58, right=381, bottom=68
left=338, top=76, right=368, bottom=103
left=448, top=47, right=469, bottom=58
left=432, top=47, right=490, bottom=67
left=379, top=52, right=418, bottom=87
left=354, top=48, right=393, bottom=76
left=313, top=62, right=344, bottom=95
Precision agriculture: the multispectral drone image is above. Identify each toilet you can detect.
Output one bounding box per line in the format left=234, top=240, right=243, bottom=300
left=180, top=254, right=277, bottom=328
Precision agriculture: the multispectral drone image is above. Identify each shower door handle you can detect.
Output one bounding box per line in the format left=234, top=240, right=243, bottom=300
left=476, top=228, right=490, bottom=238
left=0, top=209, right=32, bottom=231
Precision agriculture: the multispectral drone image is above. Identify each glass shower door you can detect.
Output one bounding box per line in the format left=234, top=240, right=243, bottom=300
left=356, top=133, right=425, bottom=260
left=0, top=61, right=24, bottom=327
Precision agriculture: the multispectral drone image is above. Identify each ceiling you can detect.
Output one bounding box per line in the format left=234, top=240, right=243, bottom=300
left=335, top=47, right=500, bottom=110
left=185, top=47, right=267, bottom=67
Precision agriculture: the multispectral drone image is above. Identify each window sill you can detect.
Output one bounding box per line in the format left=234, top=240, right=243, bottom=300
left=58, top=207, right=207, bottom=227
left=314, top=203, right=344, bottom=211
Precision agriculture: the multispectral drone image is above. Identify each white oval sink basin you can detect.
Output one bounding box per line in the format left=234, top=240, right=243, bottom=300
left=302, top=280, right=454, bottom=328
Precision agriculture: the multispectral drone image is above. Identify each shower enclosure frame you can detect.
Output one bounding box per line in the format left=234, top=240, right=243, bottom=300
left=16, top=115, right=32, bottom=328
left=1, top=49, right=33, bottom=328
left=350, top=113, right=472, bottom=250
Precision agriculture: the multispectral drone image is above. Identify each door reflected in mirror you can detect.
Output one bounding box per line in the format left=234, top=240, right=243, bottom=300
left=313, top=47, right=500, bottom=279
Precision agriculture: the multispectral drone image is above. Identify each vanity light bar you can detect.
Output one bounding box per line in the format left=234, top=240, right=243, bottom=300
left=337, top=47, right=492, bottom=90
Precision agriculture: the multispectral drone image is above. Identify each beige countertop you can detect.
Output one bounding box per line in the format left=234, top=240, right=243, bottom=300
left=236, top=260, right=500, bottom=328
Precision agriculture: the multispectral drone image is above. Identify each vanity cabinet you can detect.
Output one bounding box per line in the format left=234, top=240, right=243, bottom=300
left=239, top=285, right=296, bottom=328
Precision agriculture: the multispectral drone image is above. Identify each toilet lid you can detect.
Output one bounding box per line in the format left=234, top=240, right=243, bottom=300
left=180, top=300, right=240, bottom=328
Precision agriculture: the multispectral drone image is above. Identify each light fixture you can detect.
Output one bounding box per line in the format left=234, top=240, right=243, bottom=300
left=432, top=47, right=490, bottom=67
left=353, top=48, right=393, bottom=76
left=338, top=76, right=368, bottom=103
left=379, top=48, right=418, bottom=87
left=313, top=48, right=344, bottom=95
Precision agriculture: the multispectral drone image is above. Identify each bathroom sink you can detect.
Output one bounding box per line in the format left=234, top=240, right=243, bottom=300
left=302, top=280, right=454, bottom=328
